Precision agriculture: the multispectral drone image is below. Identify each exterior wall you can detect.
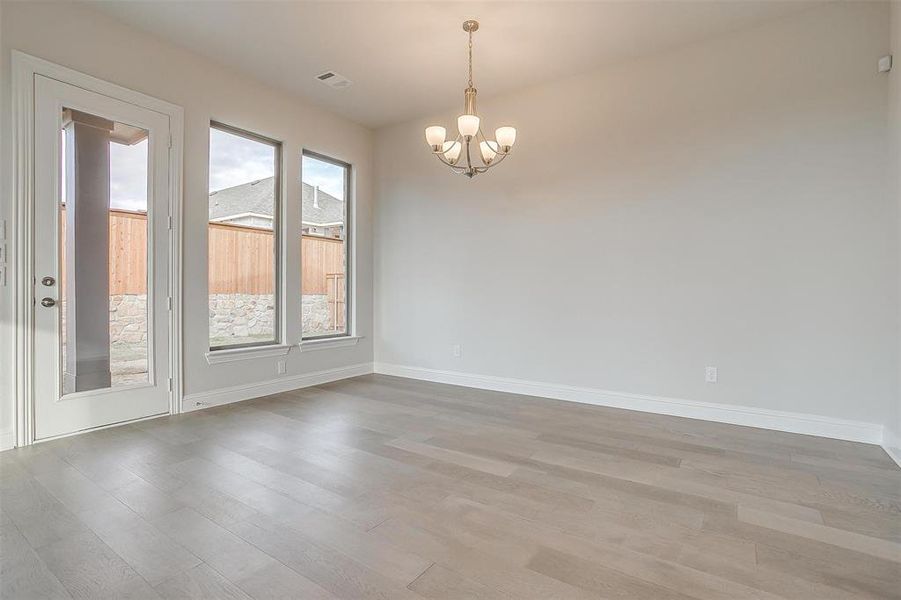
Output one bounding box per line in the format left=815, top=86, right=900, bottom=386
left=208, top=294, right=342, bottom=345
left=66, top=293, right=331, bottom=355
left=301, top=294, right=332, bottom=336
left=109, top=294, right=148, bottom=351
left=209, top=294, right=275, bottom=344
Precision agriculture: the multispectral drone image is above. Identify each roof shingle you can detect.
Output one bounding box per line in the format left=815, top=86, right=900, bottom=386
left=209, top=177, right=344, bottom=225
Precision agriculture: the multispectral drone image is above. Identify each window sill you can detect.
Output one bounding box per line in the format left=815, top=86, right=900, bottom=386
left=205, top=344, right=292, bottom=364
left=299, top=335, right=361, bottom=352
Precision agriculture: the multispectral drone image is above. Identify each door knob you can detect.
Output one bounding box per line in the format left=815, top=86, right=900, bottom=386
left=40, top=297, right=56, bottom=308
left=41, top=276, right=56, bottom=286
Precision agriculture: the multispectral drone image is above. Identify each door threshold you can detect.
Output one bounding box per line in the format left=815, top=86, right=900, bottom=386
left=30, top=411, right=170, bottom=446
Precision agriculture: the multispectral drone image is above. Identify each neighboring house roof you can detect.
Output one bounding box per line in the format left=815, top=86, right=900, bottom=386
left=208, top=177, right=344, bottom=226
left=209, top=211, right=272, bottom=223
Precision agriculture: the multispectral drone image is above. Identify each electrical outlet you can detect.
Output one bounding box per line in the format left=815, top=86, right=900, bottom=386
left=705, top=366, right=718, bottom=384
left=277, top=360, right=287, bottom=375
left=452, top=344, right=462, bottom=358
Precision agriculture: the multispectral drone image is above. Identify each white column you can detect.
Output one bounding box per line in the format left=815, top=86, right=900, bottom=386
left=63, top=110, right=113, bottom=392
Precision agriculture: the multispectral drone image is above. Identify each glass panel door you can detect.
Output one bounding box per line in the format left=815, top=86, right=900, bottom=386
left=33, top=74, right=172, bottom=440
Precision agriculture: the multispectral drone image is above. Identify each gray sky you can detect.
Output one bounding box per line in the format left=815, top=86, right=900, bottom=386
left=209, top=127, right=274, bottom=193
left=63, top=127, right=348, bottom=212
left=109, top=139, right=148, bottom=211
left=302, top=154, right=345, bottom=201
left=210, top=127, right=345, bottom=200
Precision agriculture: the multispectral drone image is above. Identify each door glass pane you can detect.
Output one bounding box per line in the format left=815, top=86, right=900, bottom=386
left=302, top=154, right=348, bottom=338
left=59, top=108, right=150, bottom=394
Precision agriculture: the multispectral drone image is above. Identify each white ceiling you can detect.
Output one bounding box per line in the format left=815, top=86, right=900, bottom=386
left=86, top=1, right=825, bottom=128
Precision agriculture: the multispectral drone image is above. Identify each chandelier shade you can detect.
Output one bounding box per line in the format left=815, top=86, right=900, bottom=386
left=443, top=140, right=462, bottom=164
left=495, top=127, right=517, bottom=151
left=425, top=20, right=516, bottom=178
left=425, top=126, right=446, bottom=148
left=457, top=115, right=480, bottom=138
left=479, top=140, right=497, bottom=163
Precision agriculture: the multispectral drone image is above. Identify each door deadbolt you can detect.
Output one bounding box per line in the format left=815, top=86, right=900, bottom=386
left=41, top=276, right=55, bottom=287
left=40, top=297, right=56, bottom=308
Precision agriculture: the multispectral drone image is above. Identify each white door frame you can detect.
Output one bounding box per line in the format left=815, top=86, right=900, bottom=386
left=10, top=51, right=184, bottom=447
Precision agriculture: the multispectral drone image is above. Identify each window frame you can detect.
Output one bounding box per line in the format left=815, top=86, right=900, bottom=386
left=301, top=149, right=352, bottom=341
left=208, top=121, right=283, bottom=352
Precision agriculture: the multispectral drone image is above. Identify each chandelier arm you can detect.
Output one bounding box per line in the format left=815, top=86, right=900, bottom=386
left=473, top=127, right=508, bottom=168
left=477, top=150, right=509, bottom=171
left=431, top=136, right=465, bottom=169
left=475, top=128, right=493, bottom=166
left=433, top=152, right=468, bottom=171
left=440, top=138, right=463, bottom=153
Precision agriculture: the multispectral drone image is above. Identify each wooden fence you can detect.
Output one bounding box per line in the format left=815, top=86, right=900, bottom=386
left=61, top=208, right=345, bottom=295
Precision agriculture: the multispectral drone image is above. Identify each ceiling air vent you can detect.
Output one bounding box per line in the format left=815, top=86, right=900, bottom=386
left=316, top=71, right=353, bottom=89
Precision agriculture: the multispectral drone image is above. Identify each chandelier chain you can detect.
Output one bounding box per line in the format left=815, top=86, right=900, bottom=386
left=468, top=29, right=473, bottom=88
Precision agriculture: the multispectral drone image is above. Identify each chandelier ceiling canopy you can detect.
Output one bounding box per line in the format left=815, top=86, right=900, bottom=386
left=425, top=20, right=517, bottom=178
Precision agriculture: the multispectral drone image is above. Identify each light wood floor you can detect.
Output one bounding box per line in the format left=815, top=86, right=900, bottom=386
left=2, top=374, right=899, bottom=599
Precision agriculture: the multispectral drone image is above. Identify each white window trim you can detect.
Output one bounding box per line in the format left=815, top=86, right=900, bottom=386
left=301, top=150, right=353, bottom=342
left=299, top=336, right=361, bottom=352
left=209, top=121, right=285, bottom=352
left=205, top=344, right=292, bottom=364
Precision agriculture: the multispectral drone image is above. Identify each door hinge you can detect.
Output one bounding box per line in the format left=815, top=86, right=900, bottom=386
left=167, top=216, right=173, bottom=230
left=167, top=377, right=173, bottom=392
left=167, top=296, right=172, bottom=311
left=167, top=133, right=172, bottom=149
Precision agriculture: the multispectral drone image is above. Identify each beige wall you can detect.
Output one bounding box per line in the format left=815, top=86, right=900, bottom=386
left=374, top=2, right=896, bottom=428
left=0, top=1, right=374, bottom=441
left=2, top=1, right=897, bottom=448
left=890, top=0, right=901, bottom=455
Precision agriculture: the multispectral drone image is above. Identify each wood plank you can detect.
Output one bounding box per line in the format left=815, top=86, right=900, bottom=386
left=2, top=374, right=898, bottom=599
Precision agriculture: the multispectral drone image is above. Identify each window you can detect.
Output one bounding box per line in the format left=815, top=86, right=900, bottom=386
left=302, top=152, right=350, bottom=339
left=208, top=123, right=281, bottom=350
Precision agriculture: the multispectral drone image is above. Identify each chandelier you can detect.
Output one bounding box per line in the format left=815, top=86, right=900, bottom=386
left=425, top=20, right=517, bottom=178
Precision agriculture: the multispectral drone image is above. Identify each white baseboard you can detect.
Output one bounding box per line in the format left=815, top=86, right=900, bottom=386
left=883, top=427, right=901, bottom=469
left=0, top=429, right=15, bottom=451
left=373, top=363, right=884, bottom=445
left=183, top=362, right=373, bottom=412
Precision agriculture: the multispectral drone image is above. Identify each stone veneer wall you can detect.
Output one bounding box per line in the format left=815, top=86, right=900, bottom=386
left=62, top=295, right=151, bottom=356
left=64, top=294, right=335, bottom=351
left=208, top=293, right=335, bottom=341
left=109, top=294, right=148, bottom=353
left=302, top=294, right=332, bottom=336
left=209, top=293, right=276, bottom=341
